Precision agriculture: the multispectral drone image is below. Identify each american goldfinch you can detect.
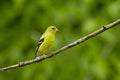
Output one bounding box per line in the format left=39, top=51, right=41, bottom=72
left=35, top=26, right=58, bottom=57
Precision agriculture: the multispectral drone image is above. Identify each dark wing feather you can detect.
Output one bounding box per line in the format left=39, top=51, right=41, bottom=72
left=35, top=38, right=44, bottom=57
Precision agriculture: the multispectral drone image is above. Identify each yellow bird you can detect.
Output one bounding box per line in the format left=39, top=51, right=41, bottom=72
left=35, top=26, right=58, bottom=57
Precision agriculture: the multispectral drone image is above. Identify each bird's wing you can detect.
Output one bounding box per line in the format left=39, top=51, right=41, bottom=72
left=35, top=38, right=44, bottom=57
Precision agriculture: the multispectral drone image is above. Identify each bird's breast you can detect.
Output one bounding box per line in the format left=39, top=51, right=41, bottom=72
left=39, top=33, right=55, bottom=54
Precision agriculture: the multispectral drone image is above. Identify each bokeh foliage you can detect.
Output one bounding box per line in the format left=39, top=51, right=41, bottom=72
left=0, top=0, right=120, bottom=80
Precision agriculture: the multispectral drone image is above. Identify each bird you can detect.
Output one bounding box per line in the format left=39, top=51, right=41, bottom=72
left=35, top=26, right=58, bottom=57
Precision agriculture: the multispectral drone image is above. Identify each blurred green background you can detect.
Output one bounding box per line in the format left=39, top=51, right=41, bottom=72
left=0, top=0, right=120, bottom=80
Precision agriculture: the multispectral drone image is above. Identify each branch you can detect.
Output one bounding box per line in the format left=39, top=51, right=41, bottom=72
left=0, top=18, right=120, bottom=72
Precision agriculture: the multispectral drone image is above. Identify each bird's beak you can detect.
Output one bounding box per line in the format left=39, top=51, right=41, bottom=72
left=56, top=28, right=59, bottom=31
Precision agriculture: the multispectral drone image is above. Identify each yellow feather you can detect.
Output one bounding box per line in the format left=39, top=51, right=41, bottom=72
left=36, top=26, right=58, bottom=56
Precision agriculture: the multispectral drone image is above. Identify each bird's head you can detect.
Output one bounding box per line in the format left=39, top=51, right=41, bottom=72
left=47, top=26, right=58, bottom=33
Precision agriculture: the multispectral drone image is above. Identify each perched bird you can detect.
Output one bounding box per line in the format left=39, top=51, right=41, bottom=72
left=35, top=26, right=58, bottom=57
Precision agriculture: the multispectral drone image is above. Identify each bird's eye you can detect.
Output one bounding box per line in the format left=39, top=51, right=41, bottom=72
left=51, top=27, right=55, bottom=30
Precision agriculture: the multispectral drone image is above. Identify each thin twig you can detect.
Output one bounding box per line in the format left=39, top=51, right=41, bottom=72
left=0, top=18, right=120, bottom=72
